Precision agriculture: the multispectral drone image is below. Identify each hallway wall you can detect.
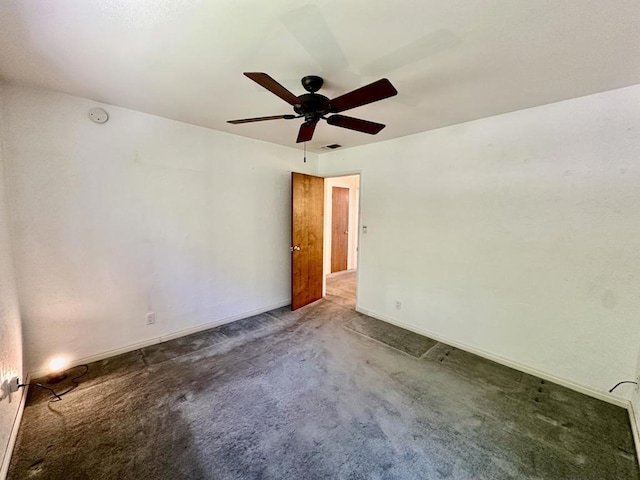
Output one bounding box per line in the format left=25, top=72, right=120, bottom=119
left=323, top=175, right=360, bottom=280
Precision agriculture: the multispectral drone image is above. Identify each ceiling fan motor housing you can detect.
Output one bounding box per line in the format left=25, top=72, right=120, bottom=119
left=294, top=92, right=330, bottom=122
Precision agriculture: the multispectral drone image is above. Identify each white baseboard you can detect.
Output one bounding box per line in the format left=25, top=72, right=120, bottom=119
left=628, top=400, right=640, bottom=467
left=0, top=375, right=29, bottom=480
left=30, top=301, right=290, bottom=378
left=356, top=306, right=629, bottom=408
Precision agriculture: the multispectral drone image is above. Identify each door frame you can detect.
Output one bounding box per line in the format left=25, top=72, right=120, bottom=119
left=322, top=172, right=362, bottom=307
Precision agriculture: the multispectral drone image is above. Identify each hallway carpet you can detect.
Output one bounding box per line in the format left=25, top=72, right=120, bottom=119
left=325, top=269, right=357, bottom=309
left=8, top=297, right=639, bottom=479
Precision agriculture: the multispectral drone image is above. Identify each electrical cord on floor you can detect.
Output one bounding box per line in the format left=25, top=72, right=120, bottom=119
left=19, top=382, right=63, bottom=401
left=609, top=380, right=638, bottom=393
left=19, top=364, right=90, bottom=402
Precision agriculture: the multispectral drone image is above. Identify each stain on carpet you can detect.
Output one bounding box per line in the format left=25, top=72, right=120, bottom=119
left=344, top=315, right=438, bottom=357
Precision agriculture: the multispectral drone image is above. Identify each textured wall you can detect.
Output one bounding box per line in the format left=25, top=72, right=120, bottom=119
left=320, top=85, right=640, bottom=398
left=2, top=85, right=318, bottom=374
left=0, top=84, right=23, bottom=473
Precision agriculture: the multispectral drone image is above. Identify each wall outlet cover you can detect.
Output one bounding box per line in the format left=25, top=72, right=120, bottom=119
left=9, top=376, right=20, bottom=393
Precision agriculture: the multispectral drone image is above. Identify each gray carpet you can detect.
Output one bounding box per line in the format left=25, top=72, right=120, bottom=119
left=345, top=315, right=438, bottom=358
left=325, top=269, right=357, bottom=309
left=8, top=299, right=639, bottom=479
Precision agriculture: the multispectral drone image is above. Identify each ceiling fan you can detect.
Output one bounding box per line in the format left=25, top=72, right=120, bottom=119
left=228, top=73, right=398, bottom=143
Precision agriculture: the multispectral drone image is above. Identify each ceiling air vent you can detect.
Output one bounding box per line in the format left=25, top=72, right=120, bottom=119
left=323, top=144, right=342, bottom=150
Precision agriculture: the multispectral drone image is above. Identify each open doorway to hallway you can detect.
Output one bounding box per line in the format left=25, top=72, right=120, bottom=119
left=323, top=175, right=360, bottom=309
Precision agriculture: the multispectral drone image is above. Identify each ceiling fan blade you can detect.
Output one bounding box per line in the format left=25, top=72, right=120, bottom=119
left=228, top=114, right=296, bottom=124
left=244, top=73, right=301, bottom=106
left=325, top=78, right=398, bottom=113
left=326, top=115, right=385, bottom=135
left=296, top=120, right=318, bottom=143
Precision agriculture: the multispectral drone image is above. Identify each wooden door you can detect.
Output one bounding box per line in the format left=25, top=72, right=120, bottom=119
left=291, top=172, right=324, bottom=310
left=331, top=187, right=349, bottom=273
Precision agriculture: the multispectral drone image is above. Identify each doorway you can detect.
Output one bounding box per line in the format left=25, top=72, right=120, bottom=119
left=323, top=175, right=360, bottom=309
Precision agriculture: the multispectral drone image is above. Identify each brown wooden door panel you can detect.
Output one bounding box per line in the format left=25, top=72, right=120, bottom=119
left=331, top=186, right=349, bottom=273
left=291, top=172, right=324, bottom=310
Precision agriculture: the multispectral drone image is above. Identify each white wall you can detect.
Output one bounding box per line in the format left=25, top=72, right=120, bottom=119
left=0, top=84, right=24, bottom=474
left=632, top=350, right=640, bottom=439
left=1, top=85, right=318, bottom=374
left=319, top=85, right=640, bottom=399
left=323, top=175, right=359, bottom=276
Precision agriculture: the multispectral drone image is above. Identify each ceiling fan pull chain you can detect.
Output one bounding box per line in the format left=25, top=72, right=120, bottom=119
left=304, top=141, right=307, bottom=163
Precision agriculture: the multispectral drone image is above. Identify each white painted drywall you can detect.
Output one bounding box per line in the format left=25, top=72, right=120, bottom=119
left=323, top=175, right=359, bottom=276
left=0, top=84, right=24, bottom=474
left=632, top=351, right=640, bottom=438
left=1, top=85, right=318, bottom=374
left=319, top=85, right=640, bottom=397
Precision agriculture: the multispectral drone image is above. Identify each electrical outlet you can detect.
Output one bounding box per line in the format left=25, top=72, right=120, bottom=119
left=395, top=300, right=402, bottom=310
left=9, top=376, right=20, bottom=393
left=0, top=377, right=20, bottom=401
left=146, top=312, right=156, bottom=325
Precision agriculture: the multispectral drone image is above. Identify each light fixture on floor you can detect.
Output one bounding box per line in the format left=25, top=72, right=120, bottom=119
left=46, top=356, right=68, bottom=384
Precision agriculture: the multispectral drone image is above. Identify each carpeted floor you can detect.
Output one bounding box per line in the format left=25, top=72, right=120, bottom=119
left=7, top=278, right=639, bottom=479
left=325, top=269, right=357, bottom=309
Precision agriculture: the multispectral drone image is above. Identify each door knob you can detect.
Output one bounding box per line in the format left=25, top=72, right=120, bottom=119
left=291, top=245, right=301, bottom=252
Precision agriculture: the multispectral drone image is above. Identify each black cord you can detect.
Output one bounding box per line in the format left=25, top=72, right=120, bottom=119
left=19, top=364, right=90, bottom=402
left=19, top=383, right=63, bottom=401
left=609, top=380, right=638, bottom=393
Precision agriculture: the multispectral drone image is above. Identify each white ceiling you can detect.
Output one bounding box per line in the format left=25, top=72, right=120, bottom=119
left=1, top=1, right=639, bottom=153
